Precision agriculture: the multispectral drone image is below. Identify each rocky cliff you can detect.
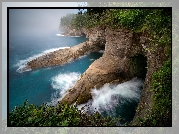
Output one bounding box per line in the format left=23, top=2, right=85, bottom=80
left=26, top=25, right=169, bottom=125
left=60, top=26, right=87, bottom=37
left=63, top=28, right=85, bottom=37
left=59, top=26, right=169, bottom=125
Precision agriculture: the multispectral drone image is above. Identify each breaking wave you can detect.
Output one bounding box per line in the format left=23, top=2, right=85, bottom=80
left=15, top=47, right=70, bottom=73
left=77, top=77, right=144, bottom=123
left=48, top=72, right=81, bottom=105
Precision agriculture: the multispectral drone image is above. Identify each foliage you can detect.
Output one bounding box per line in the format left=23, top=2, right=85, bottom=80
left=134, top=60, right=171, bottom=126
left=60, top=8, right=171, bottom=53
left=9, top=100, right=119, bottom=126
left=60, top=13, right=75, bottom=28
left=60, top=12, right=88, bottom=30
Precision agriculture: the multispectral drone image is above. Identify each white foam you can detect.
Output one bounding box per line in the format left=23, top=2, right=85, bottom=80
left=15, top=47, right=70, bottom=73
left=77, top=77, right=144, bottom=115
left=69, top=36, right=81, bottom=37
left=55, top=34, right=65, bottom=36
left=48, top=72, right=81, bottom=105
left=43, top=47, right=69, bottom=53
left=89, top=59, right=95, bottom=61
left=78, top=54, right=88, bottom=59
left=55, top=33, right=81, bottom=37
left=98, top=50, right=104, bottom=53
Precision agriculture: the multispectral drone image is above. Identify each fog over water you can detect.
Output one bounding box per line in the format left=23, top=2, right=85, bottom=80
left=9, top=9, right=78, bottom=35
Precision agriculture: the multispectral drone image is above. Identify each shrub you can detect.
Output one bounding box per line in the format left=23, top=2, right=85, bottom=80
left=9, top=100, right=119, bottom=126
left=134, top=60, right=171, bottom=126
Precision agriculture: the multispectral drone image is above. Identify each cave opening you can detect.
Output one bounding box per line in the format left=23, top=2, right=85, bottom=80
left=124, top=54, right=147, bottom=124
left=81, top=32, right=86, bottom=37
left=129, top=54, right=147, bottom=79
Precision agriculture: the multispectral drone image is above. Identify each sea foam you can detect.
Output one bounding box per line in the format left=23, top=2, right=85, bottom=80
left=55, top=34, right=81, bottom=37
left=98, top=50, right=104, bottom=53
left=55, top=34, right=65, bottom=36
left=77, top=77, right=144, bottom=115
left=15, top=47, right=70, bottom=73
left=48, top=72, right=81, bottom=105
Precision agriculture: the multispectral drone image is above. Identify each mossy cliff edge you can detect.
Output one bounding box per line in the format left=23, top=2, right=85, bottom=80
left=25, top=8, right=171, bottom=126
left=58, top=25, right=170, bottom=126
left=26, top=24, right=171, bottom=126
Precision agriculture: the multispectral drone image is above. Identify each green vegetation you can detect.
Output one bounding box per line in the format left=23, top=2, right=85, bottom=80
left=60, top=13, right=88, bottom=30
left=134, top=60, right=171, bottom=126
left=8, top=8, right=172, bottom=127
left=60, top=8, right=171, bottom=56
left=9, top=100, right=119, bottom=126
left=60, top=13, right=75, bottom=28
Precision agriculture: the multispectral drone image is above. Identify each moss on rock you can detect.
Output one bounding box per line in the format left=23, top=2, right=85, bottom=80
left=76, top=92, right=92, bottom=105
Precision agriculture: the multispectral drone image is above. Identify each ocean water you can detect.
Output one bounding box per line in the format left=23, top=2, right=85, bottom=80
left=9, top=30, right=143, bottom=125
left=77, top=77, right=144, bottom=124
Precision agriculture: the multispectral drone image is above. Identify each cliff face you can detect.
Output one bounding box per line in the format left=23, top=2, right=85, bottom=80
left=60, top=26, right=135, bottom=104
left=63, top=28, right=85, bottom=36
left=59, top=26, right=169, bottom=125
left=59, top=26, right=85, bottom=37
left=26, top=25, right=169, bottom=125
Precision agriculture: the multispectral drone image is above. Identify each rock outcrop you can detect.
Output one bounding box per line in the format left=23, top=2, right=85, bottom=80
left=26, top=25, right=169, bottom=125
left=59, top=26, right=169, bottom=125
left=60, top=27, right=135, bottom=104
left=25, top=26, right=106, bottom=70
left=63, top=28, right=85, bottom=36
left=59, top=26, right=85, bottom=37
left=59, top=27, right=146, bottom=105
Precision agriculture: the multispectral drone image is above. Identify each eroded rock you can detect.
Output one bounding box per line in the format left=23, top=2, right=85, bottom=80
left=60, top=27, right=136, bottom=105
left=26, top=25, right=169, bottom=125
left=26, top=26, right=106, bottom=70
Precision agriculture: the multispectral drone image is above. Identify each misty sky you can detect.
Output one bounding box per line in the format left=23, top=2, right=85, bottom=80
left=9, top=9, right=78, bottom=34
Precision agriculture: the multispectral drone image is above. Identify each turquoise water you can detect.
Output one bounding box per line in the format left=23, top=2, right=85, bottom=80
left=9, top=30, right=102, bottom=111
left=9, top=30, right=143, bottom=125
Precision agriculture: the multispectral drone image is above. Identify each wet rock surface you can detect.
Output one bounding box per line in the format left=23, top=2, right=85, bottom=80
left=27, top=25, right=169, bottom=125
